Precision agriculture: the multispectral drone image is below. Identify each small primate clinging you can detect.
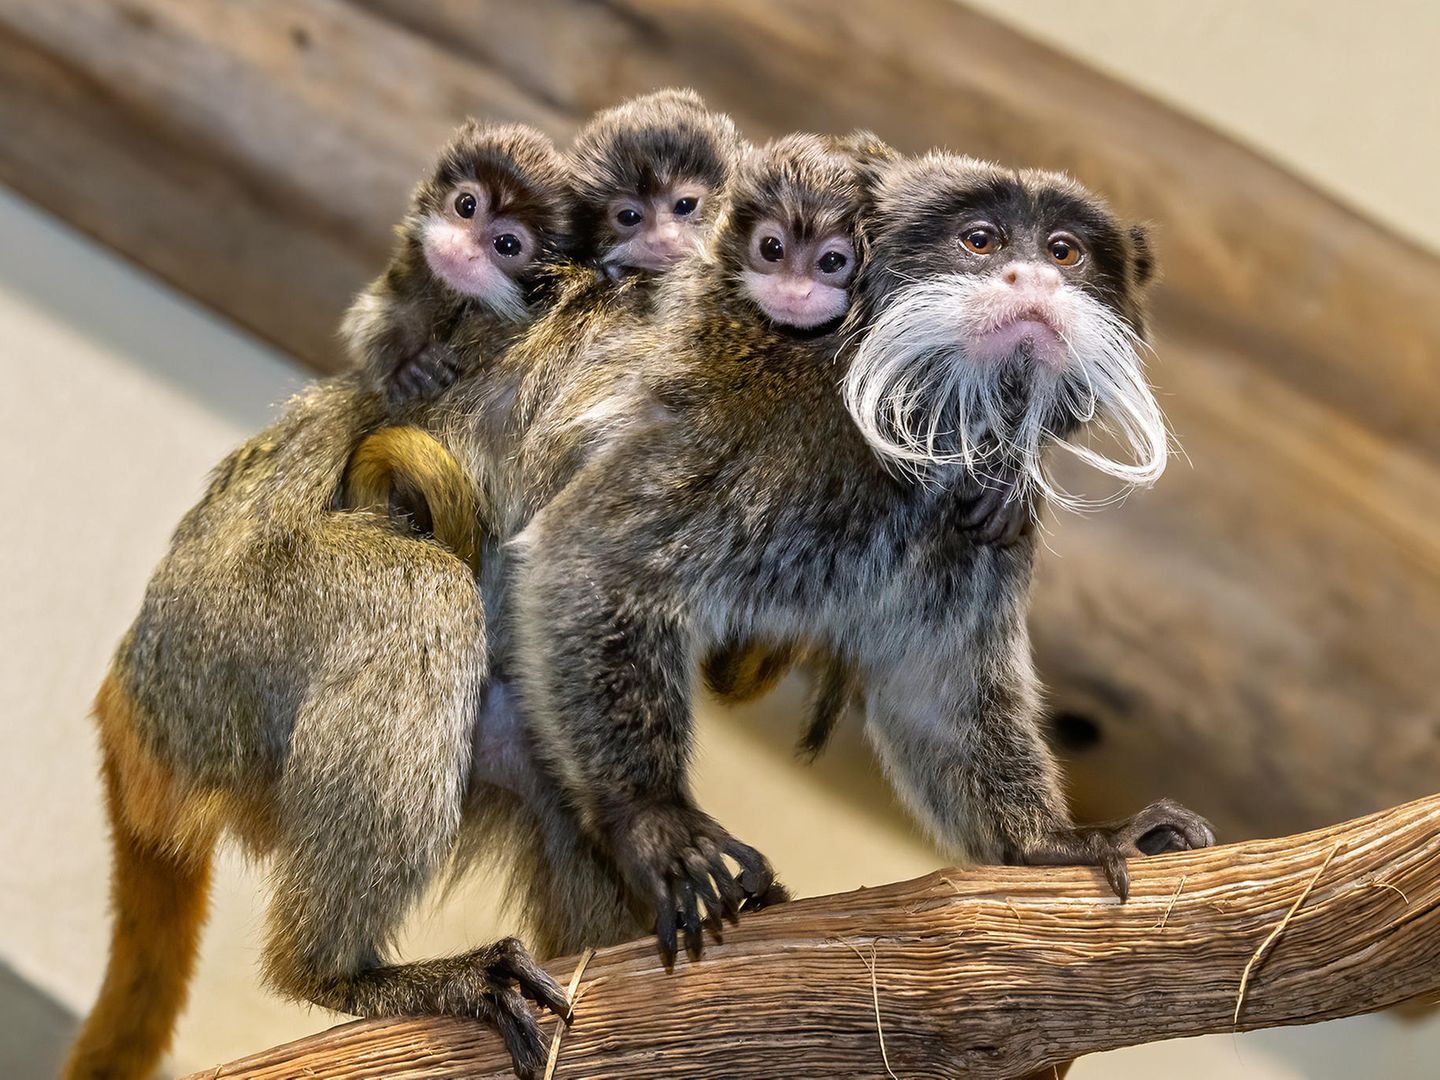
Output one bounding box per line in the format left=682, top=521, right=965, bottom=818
left=343, top=90, right=742, bottom=540
left=344, top=121, right=573, bottom=405
left=567, top=88, right=741, bottom=278
left=64, top=121, right=580, bottom=1080
left=513, top=144, right=1212, bottom=963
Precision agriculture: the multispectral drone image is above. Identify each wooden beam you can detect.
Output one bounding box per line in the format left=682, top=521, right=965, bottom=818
left=3, top=0, right=1439, bottom=839
left=0, top=0, right=566, bottom=368
left=184, top=792, right=1440, bottom=1079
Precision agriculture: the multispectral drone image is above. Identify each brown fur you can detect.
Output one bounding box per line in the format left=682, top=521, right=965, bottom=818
left=62, top=675, right=217, bottom=1080
left=342, top=426, right=485, bottom=573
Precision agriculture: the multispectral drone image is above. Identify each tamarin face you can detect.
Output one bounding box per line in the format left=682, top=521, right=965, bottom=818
left=409, top=122, right=573, bottom=319
left=714, top=133, right=873, bottom=331
left=568, top=88, right=741, bottom=274
left=844, top=154, right=1164, bottom=506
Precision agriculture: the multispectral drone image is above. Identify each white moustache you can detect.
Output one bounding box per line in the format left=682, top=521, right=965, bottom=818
left=842, top=272, right=1170, bottom=510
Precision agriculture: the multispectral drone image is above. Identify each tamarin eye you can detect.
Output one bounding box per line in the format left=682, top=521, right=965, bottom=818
left=817, top=251, right=848, bottom=274
left=454, top=192, right=478, bottom=219
left=493, top=234, right=523, bottom=257
left=961, top=226, right=998, bottom=254
left=759, top=236, right=785, bottom=262
left=1048, top=233, right=1082, bottom=266
left=673, top=196, right=698, bottom=216
left=615, top=207, right=644, bottom=228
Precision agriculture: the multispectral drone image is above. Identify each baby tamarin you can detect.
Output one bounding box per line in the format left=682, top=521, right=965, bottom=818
left=508, top=142, right=1213, bottom=962
left=344, top=122, right=573, bottom=406
left=568, top=88, right=740, bottom=278
left=346, top=89, right=740, bottom=530
left=64, top=122, right=579, bottom=1080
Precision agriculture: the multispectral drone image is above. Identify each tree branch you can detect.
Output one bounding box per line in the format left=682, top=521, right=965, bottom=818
left=186, top=793, right=1440, bottom=1079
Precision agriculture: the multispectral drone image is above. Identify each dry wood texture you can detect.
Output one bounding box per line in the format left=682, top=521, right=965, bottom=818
left=2, top=0, right=1438, bottom=839
left=184, top=792, right=1440, bottom=1079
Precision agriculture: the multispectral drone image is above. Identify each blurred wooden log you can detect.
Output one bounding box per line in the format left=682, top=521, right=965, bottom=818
left=0, top=0, right=564, bottom=366
left=2, top=0, right=1438, bottom=840
left=183, top=792, right=1440, bottom=1079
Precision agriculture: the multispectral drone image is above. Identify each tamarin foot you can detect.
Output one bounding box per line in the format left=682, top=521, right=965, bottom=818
left=1012, top=799, right=1216, bottom=901
left=960, top=464, right=1034, bottom=546
left=610, top=802, right=778, bottom=964
left=471, top=938, right=572, bottom=1080
left=390, top=342, right=465, bottom=403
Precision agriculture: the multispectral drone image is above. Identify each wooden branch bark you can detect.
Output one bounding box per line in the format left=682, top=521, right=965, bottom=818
left=5, top=0, right=1440, bottom=840
left=186, top=793, right=1440, bottom=1079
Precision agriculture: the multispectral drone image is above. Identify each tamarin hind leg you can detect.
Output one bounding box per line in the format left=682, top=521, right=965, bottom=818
left=63, top=674, right=219, bottom=1080
left=260, top=680, right=568, bottom=1080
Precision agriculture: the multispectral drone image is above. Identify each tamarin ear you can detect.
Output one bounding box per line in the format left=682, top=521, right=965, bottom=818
left=840, top=129, right=899, bottom=197
left=1129, top=223, right=1158, bottom=289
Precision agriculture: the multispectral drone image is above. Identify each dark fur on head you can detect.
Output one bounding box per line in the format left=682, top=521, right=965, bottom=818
left=855, top=154, right=1155, bottom=332
left=405, top=120, right=576, bottom=276
left=707, top=131, right=881, bottom=332
left=845, top=152, right=1166, bottom=505
left=567, top=89, right=741, bottom=265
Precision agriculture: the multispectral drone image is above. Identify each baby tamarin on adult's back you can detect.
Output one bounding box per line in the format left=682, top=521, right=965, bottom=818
left=65, top=122, right=580, bottom=1080
left=569, top=88, right=740, bottom=277
left=508, top=142, right=1213, bottom=961
left=345, top=89, right=742, bottom=538
left=345, top=122, right=573, bottom=407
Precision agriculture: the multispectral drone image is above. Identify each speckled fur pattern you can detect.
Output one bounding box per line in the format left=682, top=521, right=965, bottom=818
left=71, top=117, right=585, bottom=1080
left=342, top=121, right=574, bottom=411
left=493, top=147, right=1206, bottom=954
left=567, top=88, right=741, bottom=268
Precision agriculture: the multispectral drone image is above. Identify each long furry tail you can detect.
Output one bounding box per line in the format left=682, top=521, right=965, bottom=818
left=63, top=676, right=217, bottom=1080
left=342, top=426, right=484, bottom=572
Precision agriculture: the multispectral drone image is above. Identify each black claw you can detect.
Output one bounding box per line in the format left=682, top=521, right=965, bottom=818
left=655, top=901, right=678, bottom=966
left=713, top=863, right=745, bottom=922
left=519, top=967, right=570, bottom=1018
left=490, top=991, right=547, bottom=1080
left=743, top=879, right=792, bottom=911
left=726, top=840, right=773, bottom=898
left=681, top=881, right=703, bottom=958
left=489, top=940, right=569, bottom=1016
left=1102, top=853, right=1130, bottom=901
left=689, top=869, right=723, bottom=925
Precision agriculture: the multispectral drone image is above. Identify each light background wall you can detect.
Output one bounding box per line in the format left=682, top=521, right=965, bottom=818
left=963, top=0, right=1440, bottom=256
left=1, top=3, right=1437, bottom=1077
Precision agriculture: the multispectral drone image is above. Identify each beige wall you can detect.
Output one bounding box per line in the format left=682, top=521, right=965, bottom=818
left=961, top=0, right=1440, bottom=255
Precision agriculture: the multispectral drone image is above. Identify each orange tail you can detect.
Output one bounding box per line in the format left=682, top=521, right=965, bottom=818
left=62, top=676, right=216, bottom=1080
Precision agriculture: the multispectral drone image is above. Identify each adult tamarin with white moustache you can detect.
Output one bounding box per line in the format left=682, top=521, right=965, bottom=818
left=506, top=145, right=1215, bottom=961
left=64, top=122, right=579, bottom=1080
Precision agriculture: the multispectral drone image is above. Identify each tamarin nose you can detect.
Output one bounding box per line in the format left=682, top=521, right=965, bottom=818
left=1002, top=262, right=1061, bottom=291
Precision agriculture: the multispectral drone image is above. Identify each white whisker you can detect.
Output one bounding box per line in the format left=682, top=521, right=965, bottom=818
left=843, top=273, right=1170, bottom=511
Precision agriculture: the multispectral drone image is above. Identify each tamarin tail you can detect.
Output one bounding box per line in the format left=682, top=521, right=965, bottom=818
left=63, top=675, right=217, bottom=1080
left=702, top=639, right=800, bottom=705
left=342, top=426, right=483, bottom=572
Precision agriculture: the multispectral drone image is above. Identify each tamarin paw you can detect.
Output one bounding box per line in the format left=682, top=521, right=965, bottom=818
left=1012, top=799, right=1216, bottom=901
left=609, top=802, right=777, bottom=965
